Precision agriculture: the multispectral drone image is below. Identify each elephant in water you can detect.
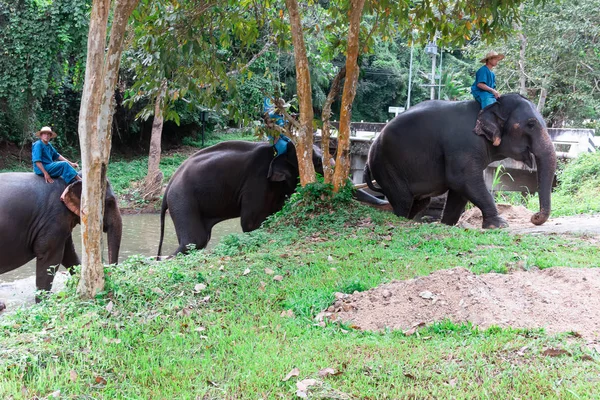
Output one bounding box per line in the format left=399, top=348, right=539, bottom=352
left=157, top=140, right=327, bottom=257
left=364, top=94, right=557, bottom=228
left=0, top=173, right=122, bottom=308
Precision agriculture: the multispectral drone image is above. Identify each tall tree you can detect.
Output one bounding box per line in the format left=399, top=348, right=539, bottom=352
left=285, top=0, right=316, bottom=186
left=77, top=0, right=139, bottom=298
left=331, top=0, right=366, bottom=192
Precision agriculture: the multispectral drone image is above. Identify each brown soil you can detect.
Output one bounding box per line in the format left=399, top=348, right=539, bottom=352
left=323, top=205, right=600, bottom=342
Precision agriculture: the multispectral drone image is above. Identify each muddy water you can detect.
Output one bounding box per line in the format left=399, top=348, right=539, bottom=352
left=0, top=214, right=241, bottom=308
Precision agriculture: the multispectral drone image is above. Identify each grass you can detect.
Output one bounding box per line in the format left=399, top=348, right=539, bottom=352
left=1, top=187, right=600, bottom=398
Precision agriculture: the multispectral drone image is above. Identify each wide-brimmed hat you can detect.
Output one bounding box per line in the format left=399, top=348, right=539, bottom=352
left=480, top=51, right=505, bottom=63
left=36, top=126, right=57, bottom=139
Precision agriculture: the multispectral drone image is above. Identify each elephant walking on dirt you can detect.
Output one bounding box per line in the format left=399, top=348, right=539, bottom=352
left=364, top=94, right=557, bottom=228
left=0, top=173, right=122, bottom=307
left=158, top=140, right=326, bottom=257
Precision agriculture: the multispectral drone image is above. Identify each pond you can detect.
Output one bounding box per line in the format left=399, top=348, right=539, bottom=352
left=0, top=213, right=242, bottom=284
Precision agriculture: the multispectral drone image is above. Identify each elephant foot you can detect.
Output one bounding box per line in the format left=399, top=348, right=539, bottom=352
left=482, top=216, right=508, bottom=229
left=0, top=301, right=6, bottom=312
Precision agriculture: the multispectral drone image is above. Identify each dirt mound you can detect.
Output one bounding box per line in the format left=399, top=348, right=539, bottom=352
left=324, top=267, right=600, bottom=342
left=458, top=204, right=534, bottom=228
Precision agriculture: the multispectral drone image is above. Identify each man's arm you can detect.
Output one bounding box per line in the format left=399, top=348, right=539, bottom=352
left=57, top=155, right=79, bottom=169
left=476, top=82, right=500, bottom=98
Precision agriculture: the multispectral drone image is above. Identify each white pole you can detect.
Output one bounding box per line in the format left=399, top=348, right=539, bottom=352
left=407, top=42, right=414, bottom=109
left=438, top=49, right=443, bottom=100
left=430, top=52, right=436, bottom=100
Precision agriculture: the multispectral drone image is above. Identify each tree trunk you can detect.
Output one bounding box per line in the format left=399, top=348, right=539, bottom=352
left=321, top=66, right=345, bottom=184
left=518, top=30, right=527, bottom=96
left=332, top=0, right=366, bottom=192
left=537, top=86, right=548, bottom=112
left=144, top=80, right=167, bottom=201
left=77, top=0, right=139, bottom=299
left=285, top=0, right=315, bottom=187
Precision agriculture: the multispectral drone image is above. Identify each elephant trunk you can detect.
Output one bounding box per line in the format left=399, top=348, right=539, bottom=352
left=531, top=130, right=557, bottom=225
left=106, top=204, right=123, bottom=264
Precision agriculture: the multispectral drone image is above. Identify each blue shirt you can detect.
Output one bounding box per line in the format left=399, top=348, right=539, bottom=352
left=471, top=65, right=495, bottom=96
left=32, top=140, right=60, bottom=174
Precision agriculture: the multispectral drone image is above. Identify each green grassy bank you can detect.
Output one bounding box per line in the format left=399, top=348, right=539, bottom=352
left=2, top=186, right=600, bottom=399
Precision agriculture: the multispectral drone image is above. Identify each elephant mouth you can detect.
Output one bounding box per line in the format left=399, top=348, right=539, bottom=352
left=521, top=149, right=534, bottom=169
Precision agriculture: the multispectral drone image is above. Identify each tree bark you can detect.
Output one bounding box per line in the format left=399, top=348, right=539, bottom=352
left=78, top=0, right=139, bottom=299
left=321, top=66, right=346, bottom=184
left=285, top=0, right=315, bottom=187
left=332, top=0, right=366, bottom=192
left=537, top=86, right=548, bottom=112
left=518, top=30, right=527, bottom=96
left=144, top=80, right=167, bottom=201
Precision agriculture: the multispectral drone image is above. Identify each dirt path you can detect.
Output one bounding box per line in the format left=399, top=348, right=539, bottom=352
left=324, top=206, right=600, bottom=342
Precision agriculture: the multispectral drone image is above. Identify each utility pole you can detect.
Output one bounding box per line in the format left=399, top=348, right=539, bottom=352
left=424, top=40, right=438, bottom=100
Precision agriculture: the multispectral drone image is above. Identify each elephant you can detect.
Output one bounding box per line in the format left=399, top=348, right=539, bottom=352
left=157, top=140, right=327, bottom=257
left=0, top=173, right=122, bottom=306
left=364, top=93, right=557, bottom=228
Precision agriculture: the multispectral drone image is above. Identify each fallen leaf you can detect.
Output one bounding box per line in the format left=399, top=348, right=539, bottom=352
left=194, top=283, right=207, bottom=292
left=327, top=255, right=334, bottom=262
left=202, top=296, right=211, bottom=302
left=273, top=275, right=284, bottom=282
left=69, top=370, right=78, bottom=382
left=403, top=372, right=416, bottom=380
left=280, top=309, right=295, bottom=318
left=95, top=376, right=107, bottom=385
left=105, top=301, right=114, bottom=313
left=542, top=348, right=571, bottom=357
left=296, top=390, right=308, bottom=399
left=258, top=281, right=267, bottom=291
left=318, top=368, right=336, bottom=377
left=282, top=367, right=300, bottom=382
left=264, top=268, right=275, bottom=275
left=243, top=268, right=251, bottom=276
left=517, top=345, right=529, bottom=356
left=48, top=390, right=61, bottom=398
left=152, top=287, right=164, bottom=295
left=195, top=326, right=206, bottom=332
left=581, top=354, right=594, bottom=361
left=296, top=378, right=318, bottom=391
left=403, top=322, right=426, bottom=336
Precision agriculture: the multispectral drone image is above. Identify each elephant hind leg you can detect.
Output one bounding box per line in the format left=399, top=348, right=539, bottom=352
left=172, top=218, right=215, bottom=256
left=377, top=178, right=414, bottom=219
left=441, top=189, right=469, bottom=226
left=408, top=197, right=431, bottom=220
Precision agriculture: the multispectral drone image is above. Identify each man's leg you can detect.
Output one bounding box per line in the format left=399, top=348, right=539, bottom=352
left=44, top=162, right=78, bottom=183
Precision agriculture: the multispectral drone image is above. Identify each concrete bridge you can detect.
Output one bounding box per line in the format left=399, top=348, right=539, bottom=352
left=317, top=123, right=597, bottom=194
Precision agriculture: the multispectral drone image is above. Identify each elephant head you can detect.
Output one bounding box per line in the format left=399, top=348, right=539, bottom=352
left=60, top=180, right=123, bottom=264
left=474, top=94, right=557, bottom=225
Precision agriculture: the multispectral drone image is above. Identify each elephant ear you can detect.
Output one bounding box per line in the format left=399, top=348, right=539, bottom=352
left=60, top=180, right=82, bottom=216
left=473, top=102, right=507, bottom=146
left=267, top=156, right=296, bottom=183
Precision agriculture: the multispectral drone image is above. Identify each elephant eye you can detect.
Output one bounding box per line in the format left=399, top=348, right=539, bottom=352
left=527, top=119, right=537, bottom=129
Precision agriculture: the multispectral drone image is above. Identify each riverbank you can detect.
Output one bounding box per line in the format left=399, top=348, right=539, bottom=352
left=2, top=188, right=600, bottom=398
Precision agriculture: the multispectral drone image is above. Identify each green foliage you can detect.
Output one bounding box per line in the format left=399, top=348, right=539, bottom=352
left=470, top=0, right=600, bottom=127
left=0, top=0, right=89, bottom=145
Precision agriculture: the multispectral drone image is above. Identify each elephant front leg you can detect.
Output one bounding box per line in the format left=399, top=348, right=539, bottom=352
left=458, top=179, right=507, bottom=229
left=34, top=248, right=64, bottom=303
left=62, top=234, right=80, bottom=274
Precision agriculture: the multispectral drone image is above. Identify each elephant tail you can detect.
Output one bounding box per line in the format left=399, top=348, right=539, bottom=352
left=363, top=163, right=384, bottom=193
left=157, top=195, right=168, bottom=260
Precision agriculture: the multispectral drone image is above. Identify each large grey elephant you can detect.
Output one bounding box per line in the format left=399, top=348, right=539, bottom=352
left=0, top=173, right=122, bottom=306
left=158, top=140, right=327, bottom=257
left=364, top=94, right=557, bottom=228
